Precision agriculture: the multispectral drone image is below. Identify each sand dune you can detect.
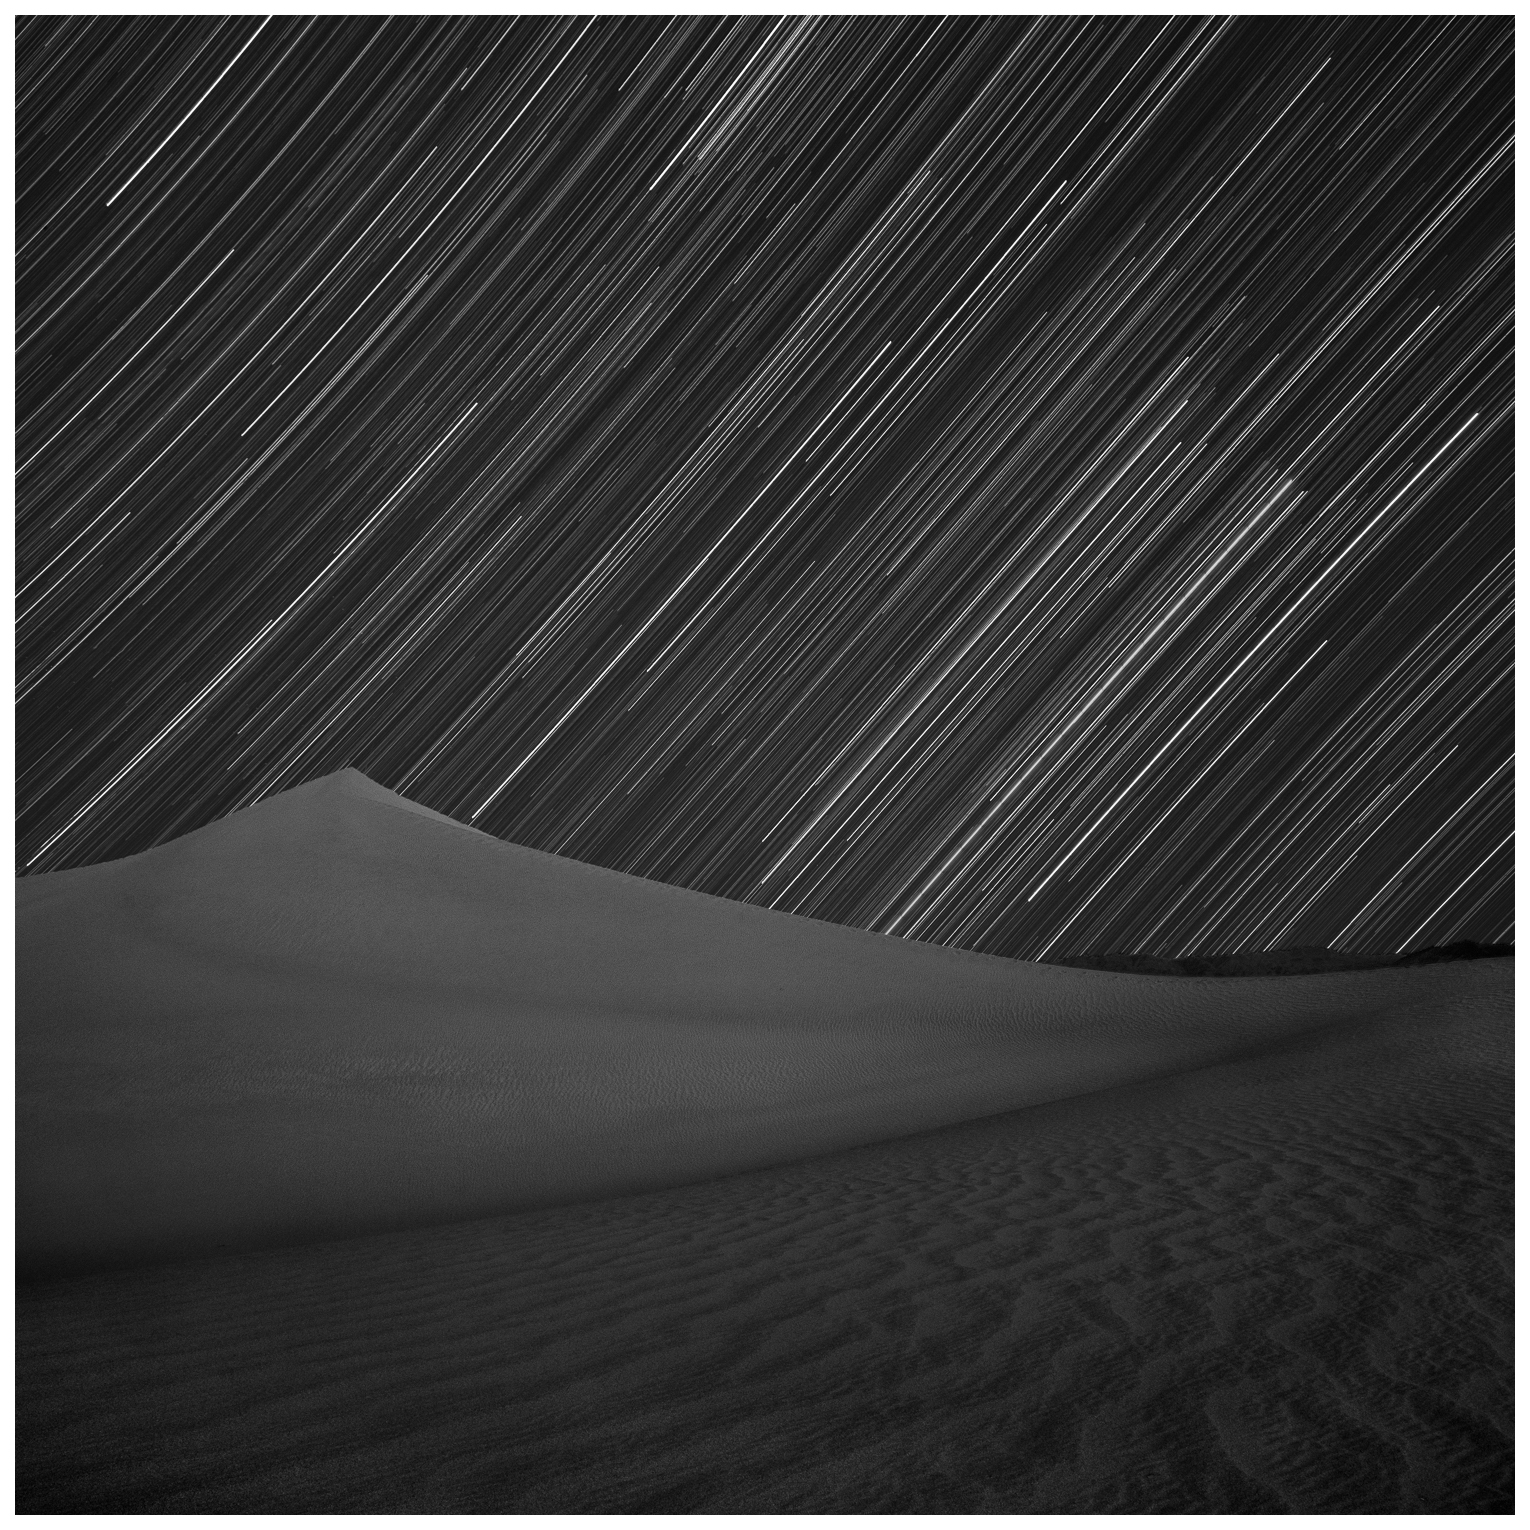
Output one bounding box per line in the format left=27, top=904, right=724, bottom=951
left=1051, top=941, right=1510, bottom=976
left=17, top=768, right=1511, bottom=1509
left=16, top=767, right=1489, bottom=1274
left=17, top=961, right=1511, bottom=1512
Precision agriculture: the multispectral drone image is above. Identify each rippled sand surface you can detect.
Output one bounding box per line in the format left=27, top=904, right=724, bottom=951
left=18, top=960, right=1510, bottom=1513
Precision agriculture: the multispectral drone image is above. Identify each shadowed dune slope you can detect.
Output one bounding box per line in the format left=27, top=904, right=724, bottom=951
left=16, top=968, right=1512, bottom=1512
left=15, top=768, right=1508, bottom=1273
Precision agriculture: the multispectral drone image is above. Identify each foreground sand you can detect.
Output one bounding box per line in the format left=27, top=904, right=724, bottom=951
left=16, top=769, right=1502, bottom=1273
left=17, top=768, right=1512, bottom=1508
left=18, top=962, right=1510, bottom=1512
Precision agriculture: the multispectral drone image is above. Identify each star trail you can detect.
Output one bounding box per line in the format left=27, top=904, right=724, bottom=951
left=17, top=15, right=1513, bottom=959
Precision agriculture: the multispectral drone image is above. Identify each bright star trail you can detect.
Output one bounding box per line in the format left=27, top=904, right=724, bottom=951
left=17, top=15, right=1513, bottom=959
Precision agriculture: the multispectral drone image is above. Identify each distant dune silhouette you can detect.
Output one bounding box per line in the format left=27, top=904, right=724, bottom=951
left=1049, top=941, right=1512, bottom=977
left=16, top=769, right=1512, bottom=1511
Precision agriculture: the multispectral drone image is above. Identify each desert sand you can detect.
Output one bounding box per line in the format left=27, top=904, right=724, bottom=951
left=16, top=768, right=1513, bottom=1511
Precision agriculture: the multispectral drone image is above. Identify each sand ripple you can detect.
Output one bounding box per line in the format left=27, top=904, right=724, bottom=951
left=18, top=973, right=1510, bottom=1512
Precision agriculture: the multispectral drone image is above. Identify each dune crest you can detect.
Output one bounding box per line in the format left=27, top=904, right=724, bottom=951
left=17, top=768, right=1510, bottom=1273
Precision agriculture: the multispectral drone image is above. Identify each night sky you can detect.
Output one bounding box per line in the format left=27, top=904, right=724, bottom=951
left=17, top=15, right=1513, bottom=960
